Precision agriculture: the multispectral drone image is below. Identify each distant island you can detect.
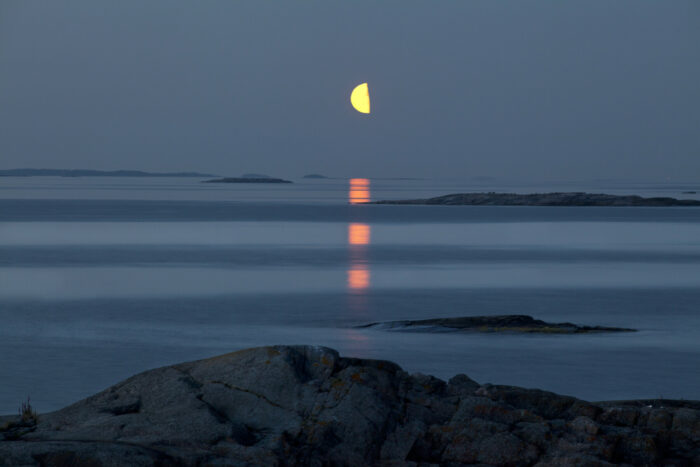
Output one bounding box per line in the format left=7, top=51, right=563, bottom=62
left=0, top=169, right=216, bottom=177
left=302, top=174, right=329, bottom=179
left=373, top=192, right=700, bottom=207
left=240, top=173, right=273, bottom=179
left=203, top=177, right=292, bottom=184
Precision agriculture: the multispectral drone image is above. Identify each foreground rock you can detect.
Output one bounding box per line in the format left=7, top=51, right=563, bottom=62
left=374, top=192, right=700, bottom=206
left=1, top=346, right=698, bottom=466
left=203, top=177, right=292, bottom=184
left=358, top=315, right=636, bottom=334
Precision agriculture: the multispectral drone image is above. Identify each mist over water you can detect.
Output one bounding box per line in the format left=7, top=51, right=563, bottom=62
left=1, top=177, right=700, bottom=412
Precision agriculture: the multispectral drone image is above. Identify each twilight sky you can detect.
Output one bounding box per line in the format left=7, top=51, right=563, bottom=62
left=1, top=1, right=699, bottom=180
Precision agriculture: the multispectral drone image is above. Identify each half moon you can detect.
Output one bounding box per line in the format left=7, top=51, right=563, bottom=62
left=350, top=83, right=370, bottom=114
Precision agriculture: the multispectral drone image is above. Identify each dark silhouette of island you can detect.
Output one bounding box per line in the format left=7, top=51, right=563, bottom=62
left=240, top=173, right=273, bottom=179
left=203, top=177, right=292, bottom=184
left=302, top=173, right=329, bottom=179
left=1, top=345, right=698, bottom=465
left=371, top=177, right=424, bottom=181
left=374, top=192, right=700, bottom=206
left=357, top=314, right=635, bottom=334
left=0, top=168, right=216, bottom=177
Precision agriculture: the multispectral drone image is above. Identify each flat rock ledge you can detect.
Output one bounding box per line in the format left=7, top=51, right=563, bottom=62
left=373, top=192, right=700, bottom=207
left=357, top=315, right=636, bottom=334
left=2, top=346, right=698, bottom=466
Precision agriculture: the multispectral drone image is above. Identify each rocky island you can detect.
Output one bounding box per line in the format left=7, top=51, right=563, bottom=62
left=358, top=314, right=636, bottom=334
left=373, top=192, right=700, bottom=207
left=203, top=177, right=292, bottom=184
left=2, top=345, right=698, bottom=465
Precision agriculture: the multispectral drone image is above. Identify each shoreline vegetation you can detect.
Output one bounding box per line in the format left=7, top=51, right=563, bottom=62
left=357, top=314, right=636, bottom=334
left=1, top=345, right=698, bottom=465
left=373, top=192, right=700, bottom=206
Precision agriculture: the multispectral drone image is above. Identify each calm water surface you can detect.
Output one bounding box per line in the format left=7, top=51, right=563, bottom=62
left=1, top=177, right=700, bottom=412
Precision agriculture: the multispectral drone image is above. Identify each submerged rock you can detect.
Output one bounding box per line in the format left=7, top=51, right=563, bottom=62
left=1, top=345, right=697, bottom=465
left=373, top=192, right=700, bottom=206
left=358, top=314, right=637, bottom=334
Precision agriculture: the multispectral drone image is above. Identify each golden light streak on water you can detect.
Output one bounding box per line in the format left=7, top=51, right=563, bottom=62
left=348, top=223, right=370, bottom=245
left=349, top=178, right=370, bottom=204
left=347, top=180, right=371, bottom=294
left=348, top=264, right=370, bottom=290
left=347, top=222, right=371, bottom=292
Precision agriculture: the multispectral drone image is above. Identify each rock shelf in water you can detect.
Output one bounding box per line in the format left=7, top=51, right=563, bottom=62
left=1, top=345, right=698, bottom=465
left=357, top=314, right=637, bottom=334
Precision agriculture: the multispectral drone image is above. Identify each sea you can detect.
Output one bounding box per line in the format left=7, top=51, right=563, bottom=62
left=1, top=176, right=700, bottom=414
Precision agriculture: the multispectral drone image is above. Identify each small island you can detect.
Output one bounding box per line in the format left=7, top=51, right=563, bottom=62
left=240, top=173, right=273, bottom=179
left=358, top=314, right=636, bottom=334
left=373, top=192, right=700, bottom=206
left=203, top=177, right=292, bottom=184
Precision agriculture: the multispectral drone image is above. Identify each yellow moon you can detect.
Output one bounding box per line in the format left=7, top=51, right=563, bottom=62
left=350, top=83, right=370, bottom=114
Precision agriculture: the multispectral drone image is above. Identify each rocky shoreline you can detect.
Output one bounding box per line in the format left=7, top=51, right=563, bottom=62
left=2, top=346, right=698, bottom=465
left=357, top=314, right=636, bottom=334
left=373, top=192, right=700, bottom=207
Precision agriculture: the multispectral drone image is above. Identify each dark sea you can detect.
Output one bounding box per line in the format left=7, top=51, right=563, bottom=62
left=1, top=176, right=700, bottom=413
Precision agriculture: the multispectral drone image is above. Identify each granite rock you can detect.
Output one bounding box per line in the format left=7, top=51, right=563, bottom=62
left=1, top=346, right=699, bottom=466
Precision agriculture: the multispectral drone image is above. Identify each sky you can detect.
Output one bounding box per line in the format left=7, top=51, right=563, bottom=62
left=1, top=1, right=699, bottom=180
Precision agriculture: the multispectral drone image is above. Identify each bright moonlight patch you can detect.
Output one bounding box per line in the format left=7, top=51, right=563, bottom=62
left=350, top=83, right=370, bottom=114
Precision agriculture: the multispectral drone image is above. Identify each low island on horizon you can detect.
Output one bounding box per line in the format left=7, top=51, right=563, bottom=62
left=0, top=168, right=217, bottom=178
left=373, top=191, right=700, bottom=207
left=203, top=177, right=293, bottom=184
